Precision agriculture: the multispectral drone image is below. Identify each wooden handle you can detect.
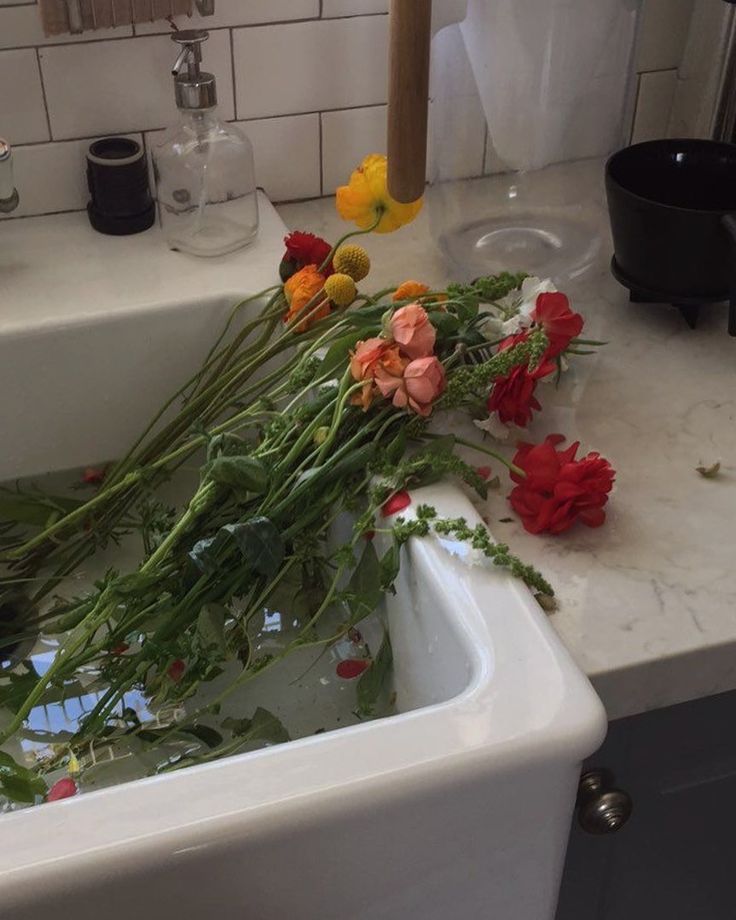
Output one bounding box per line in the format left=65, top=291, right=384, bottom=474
left=387, top=0, right=432, bottom=203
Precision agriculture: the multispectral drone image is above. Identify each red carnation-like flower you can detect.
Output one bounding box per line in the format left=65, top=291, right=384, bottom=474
left=509, top=434, right=615, bottom=535
left=531, top=292, right=584, bottom=357
left=280, top=231, right=334, bottom=282
left=487, top=334, right=556, bottom=428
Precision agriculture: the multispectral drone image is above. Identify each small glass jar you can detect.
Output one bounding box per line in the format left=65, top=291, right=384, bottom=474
left=153, top=29, right=259, bottom=258
left=154, top=109, right=259, bottom=258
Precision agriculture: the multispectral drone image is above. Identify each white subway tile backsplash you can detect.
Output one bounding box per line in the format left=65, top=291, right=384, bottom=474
left=635, top=0, right=694, bottom=72
left=40, top=30, right=233, bottom=139
left=233, top=16, right=388, bottom=120
left=238, top=114, right=321, bottom=201
left=631, top=69, right=678, bottom=143
left=0, top=0, right=700, bottom=216
left=134, top=0, right=319, bottom=34
left=0, top=49, right=49, bottom=144
left=147, top=113, right=320, bottom=204
left=322, top=0, right=389, bottom=16
left=0, top=134, right=143, bottom=219
left=0, top=4, right=132, bottom=50
left=321, top=104, right=386, bottom=193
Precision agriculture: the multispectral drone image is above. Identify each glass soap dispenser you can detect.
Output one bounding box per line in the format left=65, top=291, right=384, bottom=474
left=153, top=30, right=259, bottom=257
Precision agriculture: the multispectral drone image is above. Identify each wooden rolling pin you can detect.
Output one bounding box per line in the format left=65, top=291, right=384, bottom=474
left=387, top=0, right=433, bottom=203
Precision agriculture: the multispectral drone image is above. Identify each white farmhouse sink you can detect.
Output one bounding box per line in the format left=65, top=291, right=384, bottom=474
left=0, top=198, right=605, bottom=920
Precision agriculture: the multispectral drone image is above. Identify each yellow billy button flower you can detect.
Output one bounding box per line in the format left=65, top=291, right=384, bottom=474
left=333, top=244, right=371, bottom=282
left=336, top=154, right=423, bottom=234
left=324, top=272, right=357, bottom=308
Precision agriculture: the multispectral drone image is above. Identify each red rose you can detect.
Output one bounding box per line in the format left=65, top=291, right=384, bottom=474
left=280, top=231, right=334, bottom=282
left=531, top=292, right=584, bottom=357
left=509, top=434, right=615, bottom=535
left=487, top=334, right=556, bottom=427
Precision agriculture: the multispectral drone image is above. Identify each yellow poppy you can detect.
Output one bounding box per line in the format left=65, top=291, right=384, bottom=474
left=336, top=154, right=423, bottom=234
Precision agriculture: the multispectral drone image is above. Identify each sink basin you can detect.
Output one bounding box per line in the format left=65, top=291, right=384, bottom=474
left=0, top=201, right=605, bottom=920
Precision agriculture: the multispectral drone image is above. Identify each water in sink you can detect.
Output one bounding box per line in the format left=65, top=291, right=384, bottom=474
left=0, top=466, right=394, bottom=811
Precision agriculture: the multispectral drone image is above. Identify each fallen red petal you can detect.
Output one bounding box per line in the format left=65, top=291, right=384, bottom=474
left=381, top=491, right=411, bottom=517
left=363, top=530, right=376, bottom=541
left=476, top=466, right=493, bottom=481
left=167, top=659, right=186, bottom=682
left=110, top=642, right=129, bottom=656
left=82, top=467, right=106, bottom=485
left=336, top=659, right=371, bottom=679
left=47, top=777, right=77, bottom=802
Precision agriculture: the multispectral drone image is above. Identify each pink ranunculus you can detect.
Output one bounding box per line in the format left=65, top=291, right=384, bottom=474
left=377, top=355, right=446, bottom=416
left=390, top=303, right=437, bottom=359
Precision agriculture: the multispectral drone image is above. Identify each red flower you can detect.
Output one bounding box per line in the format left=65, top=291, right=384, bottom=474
left=509, top=434, right=615, bottom=535
left=487, top=335, right=556, bottom=427
left=381, top=491, right=411, bottom=517
left=167, top=659, right=186, bottom=683
left=336, top=659, right=370, bottom=679
left=280, top=231, right=333, bottom=281
left=82, top=467, right=106, bottom=486
left=47, top=777, right=78, bottom=802
left=531, top=292, right=584, bottom=357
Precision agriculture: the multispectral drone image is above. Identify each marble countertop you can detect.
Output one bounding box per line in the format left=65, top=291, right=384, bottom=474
left=280, top=197, right=736, bottom=721
left=1, top=190, right=734, bottom=721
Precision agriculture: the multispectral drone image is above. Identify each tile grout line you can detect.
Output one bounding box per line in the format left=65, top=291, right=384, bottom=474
left=35, top=46, right=53, bottom=142
left=0, top=10, right=389, bottom=53
left=229, top=26, right=237, bottom=121
left=11, top=103, right=389, bottom=149
left=318, top=111, right=324, bottom=197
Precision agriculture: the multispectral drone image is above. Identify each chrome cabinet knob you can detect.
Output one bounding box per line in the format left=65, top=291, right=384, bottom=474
left=576, top=769, right=633, bottom=835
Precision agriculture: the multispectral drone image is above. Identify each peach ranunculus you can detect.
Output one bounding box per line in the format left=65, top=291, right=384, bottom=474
left=350, top=339, right=408, bottom=411
left=376, top=355, right=446, bottom=417
left=390, top=303, right=436, bottom=360
left=284, top=264, right=329, bottom=332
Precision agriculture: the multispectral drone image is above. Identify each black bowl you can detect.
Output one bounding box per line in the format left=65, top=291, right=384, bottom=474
left=606, top=139, right=736, bottom=301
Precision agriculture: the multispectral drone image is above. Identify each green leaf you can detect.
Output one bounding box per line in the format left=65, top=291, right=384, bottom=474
left=379, top=542, right=401, bottom=591
left=0, top=489, right=83, bottom=529
left=0, top=751, right=46, bottom=804
left=385, top=428, right=408, bottom=466
left=357, top=633, right=393, bottom=717
left=428, top=310, right=462, bottom=335
left=196, top=603, right=227, bottom=654
left=422, top=435, right=456, bottom=459
left=320, top=331, right=364, bottom=378
left=179, top=724, right=224, bottom=749
left=205, top=455, right=268, bottom=497
left=347, top=542, right=383, bottom=621
left=225, top=517, right=285, bottom=578
left=222, top=708, right=290, bottom=746
left=248, top=707, right=290, bottom=745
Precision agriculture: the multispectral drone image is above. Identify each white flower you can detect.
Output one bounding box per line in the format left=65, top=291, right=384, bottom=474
left=488, top=276, right=558, bottom=339
left=473, top=413, right=511, bottom=441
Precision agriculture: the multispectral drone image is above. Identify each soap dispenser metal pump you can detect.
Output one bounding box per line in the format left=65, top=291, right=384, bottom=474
left=153, top=29, right=259, bottom=257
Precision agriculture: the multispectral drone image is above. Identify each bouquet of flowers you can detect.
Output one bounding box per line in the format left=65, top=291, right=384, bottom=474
left=0, top=155, right=614, bottom=807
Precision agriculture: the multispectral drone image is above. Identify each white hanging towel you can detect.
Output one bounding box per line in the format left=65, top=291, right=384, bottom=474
left=459, top=0, right=640, bottom=171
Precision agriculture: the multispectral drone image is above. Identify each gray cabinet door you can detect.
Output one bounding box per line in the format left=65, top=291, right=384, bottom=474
left=557, top=690, right=736, bottom=920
